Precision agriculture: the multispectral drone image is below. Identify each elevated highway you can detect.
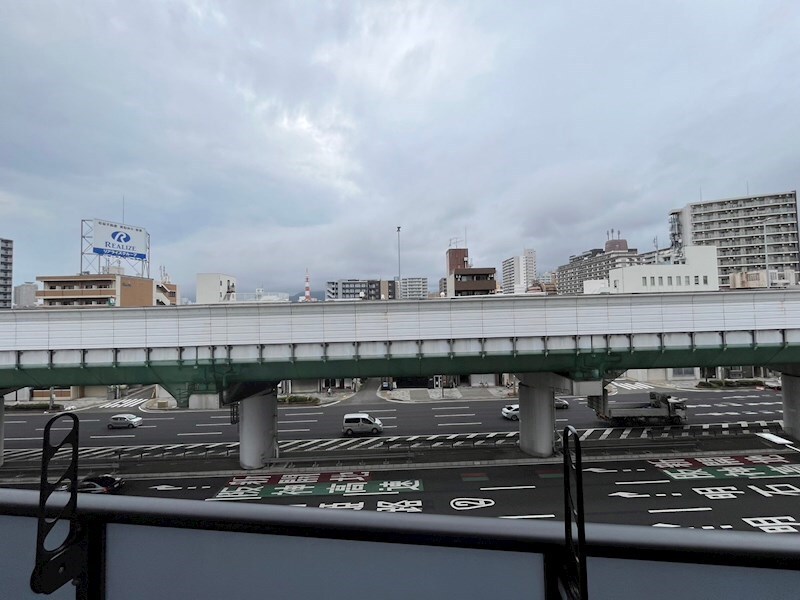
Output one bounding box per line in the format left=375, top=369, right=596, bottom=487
left=2, top=290, right=800, bottom=468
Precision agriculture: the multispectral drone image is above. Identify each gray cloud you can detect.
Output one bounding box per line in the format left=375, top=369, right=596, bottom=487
left=1, top=1, right=798, bottom=298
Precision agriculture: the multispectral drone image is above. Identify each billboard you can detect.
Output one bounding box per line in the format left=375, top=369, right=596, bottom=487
left=91, top=219, right=148, bottom=260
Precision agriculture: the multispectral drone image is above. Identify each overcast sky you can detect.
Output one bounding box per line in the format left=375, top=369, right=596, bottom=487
left=2, top=1, right=799, bottom=300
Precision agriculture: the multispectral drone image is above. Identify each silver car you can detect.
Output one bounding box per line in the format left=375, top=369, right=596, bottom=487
left=107, top=414, right=143, bottom=429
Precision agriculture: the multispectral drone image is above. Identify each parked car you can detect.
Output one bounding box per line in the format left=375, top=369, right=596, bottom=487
left=501, top=404, right=519, bottom=420
left=58, top=474, right=124, bottom=494
left=108, top=414, right=143, bottom=429
left=554, top=397, right=570, bottom=409
left=342, top=413, right=383, bottom=436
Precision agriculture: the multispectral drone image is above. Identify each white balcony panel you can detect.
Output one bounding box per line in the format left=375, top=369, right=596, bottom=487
left=695, top=332, right=723, bottom=348
left=151, top=348, right=180, bottom=362
left=263, top=344, right=292, bottom=361
left=663, top=333, right=693, bottom=348
left=84, top=349, right=113, bottom=365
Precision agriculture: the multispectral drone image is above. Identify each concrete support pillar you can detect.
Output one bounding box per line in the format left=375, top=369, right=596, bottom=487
left=781, top=373, right=800, bottom=441
left=0, top=400, right=4, bottom=468
left=238, top=389, right=279, bottom=470
left=516, top=372, right=572, bottom=457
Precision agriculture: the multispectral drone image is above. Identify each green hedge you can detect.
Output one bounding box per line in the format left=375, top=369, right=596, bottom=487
left=278, top=395, right=320, bottom=405
left=6, top=402, right=65, bottom=411
left=696, top=379, right=766, bottom=389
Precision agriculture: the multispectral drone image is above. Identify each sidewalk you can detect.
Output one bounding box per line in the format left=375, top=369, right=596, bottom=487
left=379, top=385, right=517, bottom=403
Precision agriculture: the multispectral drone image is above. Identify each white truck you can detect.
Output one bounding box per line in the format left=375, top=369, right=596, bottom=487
left=588, top=392, right=687, bottom=426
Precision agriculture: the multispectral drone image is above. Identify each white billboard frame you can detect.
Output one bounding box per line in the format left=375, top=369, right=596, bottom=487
left=81, top=219, right=151, bottom=278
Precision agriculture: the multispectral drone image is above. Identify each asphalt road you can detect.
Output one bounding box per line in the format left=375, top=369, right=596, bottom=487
left=103, top=449, right=800, bottom=534
left=2, top=387, right=785, bottom=451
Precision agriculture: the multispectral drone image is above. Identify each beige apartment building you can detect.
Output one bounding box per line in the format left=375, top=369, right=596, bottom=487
left=36, top=271, right=179, bottom=308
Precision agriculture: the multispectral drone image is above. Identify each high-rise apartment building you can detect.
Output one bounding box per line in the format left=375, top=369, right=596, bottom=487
left=399, top=277, right=428, bottom=300
left=556, top=237, right=640, bottom=295
left=0, top=238, right=12, bottom=309
left=501, top=249, right=537, bottom=294
left=13, top=282, right=37, bottom=308
left=326, top=279, right=396, bottom=301
left=669, top=191, right=799, bottom=288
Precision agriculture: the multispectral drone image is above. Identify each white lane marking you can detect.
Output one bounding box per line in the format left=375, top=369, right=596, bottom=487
left=435, top=413, right=475, bottom=418
left=432, top=406, right=470, bottom=410
left=599, top=429, right=613, bottom=440
left=177, top=432, right=223, bottom=436
left=437, top=422, right=482, bottom=427
left=138, top=425, right=157, bottom=428
left=616, top=480, right=671, bottom=486
left=556, top=418, right=568, bottom=422
left=383, top=425, right=398, bottom=429
left=278, top=429, right=311, bottom=433
left=499, top=514, right=555, bottom=519
left=755, top=432, right=793, bottom=444
left=282, top=412, right=323, bottom=416
left=90, top=435, right=135, bottom=439
left=579, top=429, right=594, bottom=441
left=196, top=423, right=233, bottom=427
left=649, top=507, right=712, bottom=514
left=4, top=420, right=28, bottom=424
left=368, top=409, right=397, bottom=413
left=6, top=437, right=43, bottom=441
left=277, top=420, right=318, bottom=424
left=480, top=485, right=536, bottom=491
left=619, top=427, right=632, bottom=439
left=142, top=417, right=175, bottom=421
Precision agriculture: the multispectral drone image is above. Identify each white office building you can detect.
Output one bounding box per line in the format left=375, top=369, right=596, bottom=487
left=669, top=190, right=799, bottom=288
left=501, top=249, right=537, bottom=294
left=585, top=246, right=719, bottom=294
left=196, top=273, right=237, bottom=304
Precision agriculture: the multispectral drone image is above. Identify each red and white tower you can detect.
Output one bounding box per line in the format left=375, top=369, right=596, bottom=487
left=303, top=269, right=311, bottom=302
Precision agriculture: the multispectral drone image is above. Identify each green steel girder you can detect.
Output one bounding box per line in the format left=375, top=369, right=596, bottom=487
left=0, top=344, right=798, bottom=394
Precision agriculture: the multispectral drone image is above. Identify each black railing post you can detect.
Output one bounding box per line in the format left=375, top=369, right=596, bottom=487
left=559, top=425, right=588, bottom=599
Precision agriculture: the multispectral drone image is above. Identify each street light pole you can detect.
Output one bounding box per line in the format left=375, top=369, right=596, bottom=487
left=396, top=226, right=401, bottom=299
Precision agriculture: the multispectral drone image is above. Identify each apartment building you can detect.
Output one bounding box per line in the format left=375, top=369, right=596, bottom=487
left=37, top=269, right=179, bottom=307
left=669, top=191, right=799, bottom=287
left=13, top=282, right=38, bottom=308
left=0, top=238, right=12, bottom=309
left=556, top=238, right=640, bottom=295
left=501, top=248, right=537, bottom=294
left=196, top=273, right=237, bottom=304
left=326, top=279, right=396, bottom=301
left=399, top=277, right=428, bottom=300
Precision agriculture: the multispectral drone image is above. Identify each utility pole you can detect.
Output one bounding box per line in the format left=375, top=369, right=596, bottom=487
left=396, top=226, right=401, bottom=299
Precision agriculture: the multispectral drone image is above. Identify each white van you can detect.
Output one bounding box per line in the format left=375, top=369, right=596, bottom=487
left=342, top=413, right=383, bottom=436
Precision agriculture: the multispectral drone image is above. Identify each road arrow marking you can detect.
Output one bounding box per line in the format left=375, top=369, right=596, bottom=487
left=609, top=491, right=650, bottom=498
left=150, top=484, right=183, bottom=491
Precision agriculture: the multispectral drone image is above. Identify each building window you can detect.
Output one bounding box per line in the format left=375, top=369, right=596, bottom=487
left=642, top=277, right=647, bottom=286
left=694, top=276, right=700, bottom=285
left=685, top=276, right=690, bottom=285
left=703, top=275, right=708, bottom=285
left=672, top=367, right=695, bottom=377
left=667, top=276, right=673, bottom=285
left=676, top=276, right=681, bottom=286
left=658, top=276, right=663, bottom=286
left=650, top=277, right=655, bottom=286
